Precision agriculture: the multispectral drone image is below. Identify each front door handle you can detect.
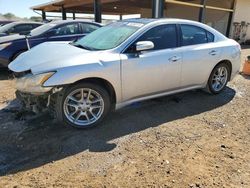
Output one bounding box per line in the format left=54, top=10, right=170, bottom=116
left=209, top=50, right=218, bottom=56
left=169, top=56, right=181, bottom=62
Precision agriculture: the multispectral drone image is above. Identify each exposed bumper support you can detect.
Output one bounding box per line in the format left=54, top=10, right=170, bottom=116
left=16, top=91, right=49, bottom=113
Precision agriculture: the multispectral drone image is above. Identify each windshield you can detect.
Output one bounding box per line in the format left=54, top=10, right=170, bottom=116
left=0, top=22, right=16, bottom=33
left=73, top=22, right=144, bottom=50
left=30, top=23, right=56, bottom=36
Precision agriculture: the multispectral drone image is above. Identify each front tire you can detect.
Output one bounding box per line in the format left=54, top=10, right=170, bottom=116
left=52, top=82, right=111, bottom=129
left=206, top=63, right=230, bottom=94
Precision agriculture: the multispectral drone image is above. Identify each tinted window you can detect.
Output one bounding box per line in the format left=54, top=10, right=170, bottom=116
left=137, top=24, right=177, bottom=50
left=79, top=23, right=100, bottom=33
left=207, top=31, right=214, bottom=42
left=32, top=24, right=41, bottom=29
left=55, top=23, right=80, bottom=36
left=11, top=24, right=33, bottom=33
left=30, top=23, right=57, bottom=36
left=181, top=25, right=208, bottom=46
left=0, top=23, right=17, bottom=33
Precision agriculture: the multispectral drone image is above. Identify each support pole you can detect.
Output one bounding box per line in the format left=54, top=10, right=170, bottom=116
left=62, top=6, right=67, bottom=20
left=42, top=11, right=46, bottom=21
left=152, top=0, right=164, bottom=18
left=94, top=0, right=102, bottom=23
left=73, top=12, right=76, bottom=20
left=199, top=0, right=206, bottom=23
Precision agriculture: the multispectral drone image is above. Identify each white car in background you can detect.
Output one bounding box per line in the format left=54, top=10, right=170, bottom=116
left=9, top=18, right=241, bottom=129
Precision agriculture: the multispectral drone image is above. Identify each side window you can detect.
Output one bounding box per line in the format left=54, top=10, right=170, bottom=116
left=207, top=31, right=214, bottom=42
left=12, top=24, right=33, bottom=33
left=55, top=23, right=80, bottom=36
left=137, top=24, right=177, bottom=50
left=181, top=25, right=208, bottom=46
left=79, top=23, right=100, bottom=33
left=32, top=24, right=41, bottom=29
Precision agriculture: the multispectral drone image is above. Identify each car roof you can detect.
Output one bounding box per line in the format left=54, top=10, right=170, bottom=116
left=10, top=21, right=43, bottom=25
left=49, top=20, right=102, bottom=26
left=123, top=18, right=203, bottom=25
left=122, top=18, right=227, bottom=41
left=122, top=18, right=157, bottom=24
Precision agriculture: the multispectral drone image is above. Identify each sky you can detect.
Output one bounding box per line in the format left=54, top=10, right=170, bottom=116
left=0, top=0, right=140, bottom=20
left=0, top=0, right=50, bottom=18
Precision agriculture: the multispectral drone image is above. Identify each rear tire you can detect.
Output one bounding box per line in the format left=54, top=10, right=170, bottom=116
left=51, top=82, right=111, bottom=129
left=206, top=63, right=230, bottom=94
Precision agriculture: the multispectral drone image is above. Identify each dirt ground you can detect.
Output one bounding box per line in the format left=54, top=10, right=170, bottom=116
left=0, top=49, right=249, bottom=188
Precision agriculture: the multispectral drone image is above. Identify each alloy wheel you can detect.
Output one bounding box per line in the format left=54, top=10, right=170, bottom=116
left=63, top=88, right=105, bottom=127
left=211, top=66, right=228, bottom=92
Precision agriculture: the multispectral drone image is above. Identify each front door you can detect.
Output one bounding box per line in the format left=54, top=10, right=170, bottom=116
left=120, top=24, right=182, bottom=101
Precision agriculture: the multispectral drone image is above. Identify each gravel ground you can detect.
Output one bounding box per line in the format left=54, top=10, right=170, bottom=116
left=0, top=49, right=249, bottom=188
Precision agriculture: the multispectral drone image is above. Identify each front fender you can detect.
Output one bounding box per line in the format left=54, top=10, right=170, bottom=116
left=43, top=61, right=122, bottom=102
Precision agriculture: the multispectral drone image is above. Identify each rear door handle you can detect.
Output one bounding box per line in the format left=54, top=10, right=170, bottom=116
left=169, top=56, right=181, bottom=62
left=209, top=50, right=218, bottom=56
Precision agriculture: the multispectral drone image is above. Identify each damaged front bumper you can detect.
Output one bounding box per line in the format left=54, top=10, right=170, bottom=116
left=15, top=72, right=54, bottom=94
left=14, top=72, right=58, bottom=113
left=16, top=90, right=50, bottom=113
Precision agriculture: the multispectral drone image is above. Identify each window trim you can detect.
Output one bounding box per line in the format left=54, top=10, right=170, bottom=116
left=179, top=24, right=215, bottom=47
left=122, top=23, right=180, bottom=54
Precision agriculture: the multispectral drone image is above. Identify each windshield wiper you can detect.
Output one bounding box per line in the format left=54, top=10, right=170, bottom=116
left=71, top=43, right=96, bottom=51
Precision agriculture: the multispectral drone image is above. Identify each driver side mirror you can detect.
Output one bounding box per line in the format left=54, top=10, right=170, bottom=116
left=136, top=41, right=154, bottom=52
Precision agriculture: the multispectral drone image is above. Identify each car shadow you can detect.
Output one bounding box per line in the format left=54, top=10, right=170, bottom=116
left=0, top=87, right=236, bottom=176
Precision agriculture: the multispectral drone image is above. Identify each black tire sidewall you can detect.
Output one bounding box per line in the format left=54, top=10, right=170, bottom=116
left=208, top=63, right=230, bottom=94
left=56, top=82, right=111, bottom=129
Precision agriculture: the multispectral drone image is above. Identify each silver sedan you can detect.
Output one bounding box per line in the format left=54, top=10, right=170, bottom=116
left=9, top=18, right=241, bottom=128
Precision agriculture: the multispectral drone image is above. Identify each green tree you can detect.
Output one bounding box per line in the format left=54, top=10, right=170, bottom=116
left=3, top=13, right=16, bottom=20
left=30, top=16, right=42, bottom=22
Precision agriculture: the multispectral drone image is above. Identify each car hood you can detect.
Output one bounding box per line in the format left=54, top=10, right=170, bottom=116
left=8, top=42, right=110, bottom=74
left=0, top=34, right=25, bottom=43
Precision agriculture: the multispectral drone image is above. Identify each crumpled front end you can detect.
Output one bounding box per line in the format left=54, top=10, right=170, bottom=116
left=16, top=90, right=50, bottom=113
left=13, top=71, right=57, bottom=113
left=14, top=72, right=54, bottom=95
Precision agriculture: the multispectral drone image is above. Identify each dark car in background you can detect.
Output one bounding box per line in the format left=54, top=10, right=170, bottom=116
left=0, top=20, right=102, bottom=68
left=0, top=21, right=42, bottom=37
left=0, top=21, right=13, bottom=27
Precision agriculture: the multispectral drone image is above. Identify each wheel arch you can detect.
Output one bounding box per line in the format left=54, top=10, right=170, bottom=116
left=213, top=59, right=232, bottom=79
left=74, top=77, right=117, bottom=107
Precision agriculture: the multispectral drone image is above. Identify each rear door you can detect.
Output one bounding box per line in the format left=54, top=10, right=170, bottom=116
left=179, top=24, right=222, bottom=87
